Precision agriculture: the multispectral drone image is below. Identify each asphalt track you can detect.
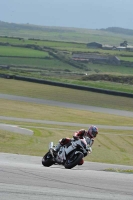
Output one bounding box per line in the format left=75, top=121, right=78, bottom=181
left=0, top=153, right=133, bottom=200
left=0, top=94, right=133, bottom=199
left=0, top=123, right=33, bottom=135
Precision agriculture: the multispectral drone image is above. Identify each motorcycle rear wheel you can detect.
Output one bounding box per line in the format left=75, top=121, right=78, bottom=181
left=42, top=152, right=54, bottom=167
left=64, top=152, right=83, bottom=169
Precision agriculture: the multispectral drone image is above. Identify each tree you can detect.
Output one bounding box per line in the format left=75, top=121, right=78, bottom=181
left=120, top=40, right=128, bottom=47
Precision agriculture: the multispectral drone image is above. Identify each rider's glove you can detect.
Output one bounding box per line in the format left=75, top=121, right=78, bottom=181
left=87, top=147, right=92, bottom=153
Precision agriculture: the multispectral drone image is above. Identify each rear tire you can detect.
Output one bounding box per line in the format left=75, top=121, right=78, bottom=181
left=42, top=152, right=54, bottom=167
left=64, top=152, right=83, bottom=169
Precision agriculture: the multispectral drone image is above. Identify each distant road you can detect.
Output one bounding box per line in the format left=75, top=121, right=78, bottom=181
left=1, top=116, right=133, bottom=131
left=1, top=93, right=133, bottom=117
left=1, top=94, right=133, bottom=134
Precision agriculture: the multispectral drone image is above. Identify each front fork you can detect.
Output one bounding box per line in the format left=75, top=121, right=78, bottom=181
left=49, top=142, right=54, bottom=159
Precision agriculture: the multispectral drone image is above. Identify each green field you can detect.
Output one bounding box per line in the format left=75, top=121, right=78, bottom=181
left=0, top=46, right=49, bottom=57
left=0, top=35, right=133, bottom=94
left=1, top=36, right=133, bottom=56
left=0, top=57, right=78, bottom=71
left=0, top=36, right=87, bottom=48
left=119, top=56, right=133, bottom=62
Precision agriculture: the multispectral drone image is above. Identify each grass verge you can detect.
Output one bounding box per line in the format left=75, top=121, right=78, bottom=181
left=1, top=99, right=133, bottom=126
left=1, top=78, right=133, bottom=111
left=104, top=168, right=133, bottom=173
left=0, top=126, right=133, bottom=166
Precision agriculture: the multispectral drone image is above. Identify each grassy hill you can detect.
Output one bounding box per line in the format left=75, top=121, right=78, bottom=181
left=1, top=21, right=133, bottom=45
left=101, top=27, right=133, bottom=36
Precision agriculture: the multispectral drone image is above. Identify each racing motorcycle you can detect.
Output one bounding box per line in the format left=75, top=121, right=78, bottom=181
left=42, top=137, right=92, bottom=169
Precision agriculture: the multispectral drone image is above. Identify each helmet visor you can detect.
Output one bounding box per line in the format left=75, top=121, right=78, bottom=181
left=92, top=131, right=97, bottom=137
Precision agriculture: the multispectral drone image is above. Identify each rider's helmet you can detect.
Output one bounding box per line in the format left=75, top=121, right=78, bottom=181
left=88, top=125, right=98, bottom=138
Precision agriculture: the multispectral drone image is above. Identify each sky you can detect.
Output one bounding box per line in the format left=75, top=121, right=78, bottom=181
left=0, top=0, right=133, bottom=30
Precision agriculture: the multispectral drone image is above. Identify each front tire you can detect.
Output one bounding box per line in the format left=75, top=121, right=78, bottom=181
left=64, top=152, right=83, bottom=169
left=42, top=152, right=54, bottom=167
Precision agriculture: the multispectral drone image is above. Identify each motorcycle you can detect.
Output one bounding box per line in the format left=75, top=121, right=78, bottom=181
left=42, top=137, right=92, bottom=169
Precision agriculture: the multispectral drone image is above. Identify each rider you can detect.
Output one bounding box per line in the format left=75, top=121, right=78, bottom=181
left=73, top=125, right=98, bottom=146
left=54, top=125, right=98, bottom=164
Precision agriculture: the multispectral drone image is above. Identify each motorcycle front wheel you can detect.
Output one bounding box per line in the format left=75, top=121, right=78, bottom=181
left=42, top=152, right=55, bottom=167
left=64, top=152, right=83, bottom=169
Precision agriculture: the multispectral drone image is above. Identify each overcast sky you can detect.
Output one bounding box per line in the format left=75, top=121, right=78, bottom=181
left=0, top=0, right=133, bottom=29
